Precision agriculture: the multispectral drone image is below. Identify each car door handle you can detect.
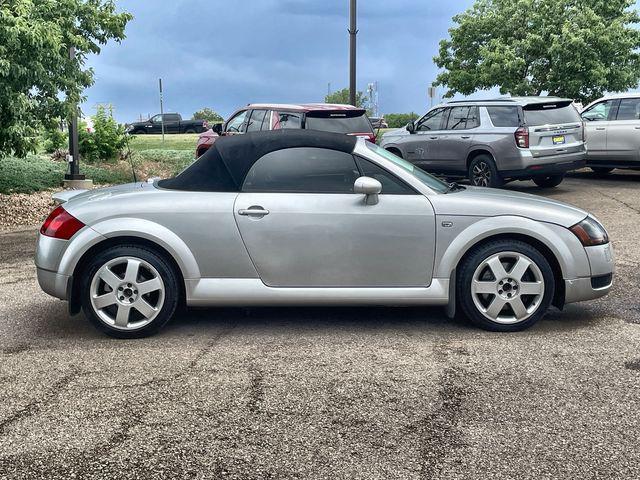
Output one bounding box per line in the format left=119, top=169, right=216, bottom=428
left=595, top=127, right=606, bottom=131
left=460, top=135, right=471, bottom=139
left=238, top=207, right=269, bottom=216
left=429, top=136, right=438, bottom=140
left=635, top=126, right=640, bottom=130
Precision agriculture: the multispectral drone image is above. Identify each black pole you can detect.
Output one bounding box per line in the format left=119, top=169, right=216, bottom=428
left=349, top=0, right=357, bottom=106
left=65, top=47, right=84, bottom=181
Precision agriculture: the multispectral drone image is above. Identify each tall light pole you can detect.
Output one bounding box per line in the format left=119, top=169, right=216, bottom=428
left=158, top=78, right=165, bottom=144
left=348, top=0, right=357, bottom=106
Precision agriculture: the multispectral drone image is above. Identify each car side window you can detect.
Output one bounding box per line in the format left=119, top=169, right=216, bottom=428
left=246, top=110, right=268, bottom=132
left=354, top=157, right=417, bottom=195
left=445, top=106, right=473, bottom=130
left=582, top=101, right=614, bottom=122
left=466, top=107, right=480, bottom=129
left=226, top=110, right=248, bottom=133
left=164, top=114, right=180, bottom=122
left=486, top=106, right=520, bottom=127
left=242, top=147, right=360, bottom=193
left=273, top=111, right=302, bottom=130
left=615, top=98, right=640, bottom=121
left=150, top=114, right=161, bottom=123
left=416, top=108, right=446, bottom=131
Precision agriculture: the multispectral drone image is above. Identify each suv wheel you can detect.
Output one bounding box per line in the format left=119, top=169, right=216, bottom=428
left=185, top=128, right=196, bottom=134
left=533, top=174, right=564, bottom=188
left=457, top=240, right=555, bottom=332
left=81, top=245, right=179, bottom=338
left=469, top=155, right=503, bottom=188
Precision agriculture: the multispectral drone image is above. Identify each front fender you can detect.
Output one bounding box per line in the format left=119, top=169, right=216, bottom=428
left=70, top=218, right=201, bottom=280
left=434, top=215, right=590, bottom=280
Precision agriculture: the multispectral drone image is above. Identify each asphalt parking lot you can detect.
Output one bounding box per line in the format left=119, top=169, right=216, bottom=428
left=0, top=170, right=639, bottom=479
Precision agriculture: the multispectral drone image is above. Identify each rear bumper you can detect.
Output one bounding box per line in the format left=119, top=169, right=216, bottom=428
left=501, top=155, right=586, bottom=179
left=37, top=267, right=71, bottom=300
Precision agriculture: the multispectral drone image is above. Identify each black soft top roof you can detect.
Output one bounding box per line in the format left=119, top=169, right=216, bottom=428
left=158, top=129, right=358, bottom=192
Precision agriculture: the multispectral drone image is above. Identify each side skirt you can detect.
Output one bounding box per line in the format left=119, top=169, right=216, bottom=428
left=185, top=278, right=450, bottom=307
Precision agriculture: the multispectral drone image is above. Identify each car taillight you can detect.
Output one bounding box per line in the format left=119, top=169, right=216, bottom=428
left=515, top=126, right=529, bottom=148
left=40, top=206, right=85, bottom=240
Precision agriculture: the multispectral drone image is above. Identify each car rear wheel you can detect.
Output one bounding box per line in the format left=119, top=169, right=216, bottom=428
left=468, top=155, right=503, bottom=188
left=457, top=240, right=555, bottom=332
left=533, top=174, right=564, bottom=188
left=185, top=128, right=196, bottom=134
left=81, top=245, right=179, bottom=338
left=591, top=167, right=614, bottom=175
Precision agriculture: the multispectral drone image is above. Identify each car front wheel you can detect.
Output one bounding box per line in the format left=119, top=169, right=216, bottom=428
left=533, top=174, right=564, bottom=188
left=81, top=245, right=179, bottom=338
left=457, top=240, right=555, bottom=332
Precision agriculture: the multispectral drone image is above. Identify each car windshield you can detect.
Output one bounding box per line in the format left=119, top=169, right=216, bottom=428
left=365, top=142, right=449, bottom=193
left=305, top=113, right=373, bottom=133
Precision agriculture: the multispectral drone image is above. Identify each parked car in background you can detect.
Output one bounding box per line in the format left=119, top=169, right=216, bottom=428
left=36, top=130, right=613, bottom=338
left=195, top=103, right=374, bottom=157
left=125, top=113, right=208, bottom=135
left=369, top=117, right=389, bottom=129
left=380, top=97, right=586, bottom=188
left=581, top=93, right=640, bottom=174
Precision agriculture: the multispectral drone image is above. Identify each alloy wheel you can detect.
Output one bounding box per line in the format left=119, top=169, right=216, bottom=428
left=90, top=256, right=165, bottom=331
left=472, top=161, right=491, bottom=186
left=470, top=252, right=545, bottom=324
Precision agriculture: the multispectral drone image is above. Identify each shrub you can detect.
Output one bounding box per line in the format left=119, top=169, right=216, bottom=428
left=42, top=123, right=67, bottom=153
left=384, top=112, right=420, bottom=128
left=79, top=105, right=127, bottom=162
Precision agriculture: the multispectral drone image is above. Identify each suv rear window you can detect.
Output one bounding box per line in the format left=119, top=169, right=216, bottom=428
left=523, top=103, right=581, bottom=126
left=305, top=112, right=373, bottom=134
left=487, top=106, right=520, bottom=127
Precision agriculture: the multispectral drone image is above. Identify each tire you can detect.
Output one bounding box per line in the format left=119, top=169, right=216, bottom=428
left=591, top=167, right=614, bottom=175
left=532, top=174, right=564, bottom=188
left=456, top=239, right=555, bottom=332
left=132, top=129, right=146, bottom=135
left=185, top=129, right=196, bottom=134
left=81, top=245, right=179, bottom=338
left=468, top=155, right=503, bottom=188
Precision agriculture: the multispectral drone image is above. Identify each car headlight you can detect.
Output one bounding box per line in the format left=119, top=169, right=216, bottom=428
left=569, top=216, right=609, bottom=246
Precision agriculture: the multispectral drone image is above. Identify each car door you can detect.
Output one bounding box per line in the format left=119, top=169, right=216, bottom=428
left=402, top=108, right=447, bottom=170
left=605, top=97, right=640, bottom=164
left=163, top=114, right=181, bottom=134
left=582, top=99, right=616, bottom=160
left=233, top=147, right=436, bottom=288
left=435, top=106, right=478, bottom=174
left=148, top=114, right=163, bottom=134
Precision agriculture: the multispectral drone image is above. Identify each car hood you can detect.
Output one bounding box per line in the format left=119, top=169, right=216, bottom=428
left=429, top=186, right=587, bottom=227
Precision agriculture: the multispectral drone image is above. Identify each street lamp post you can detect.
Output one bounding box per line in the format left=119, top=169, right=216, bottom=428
left=349, top=0, right=357, bottom=106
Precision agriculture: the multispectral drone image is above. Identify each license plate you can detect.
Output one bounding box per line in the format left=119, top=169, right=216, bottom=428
left=552, top=135, right=566, bottom=145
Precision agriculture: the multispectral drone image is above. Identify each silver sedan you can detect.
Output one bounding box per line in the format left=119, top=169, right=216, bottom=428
left=35, top=130, right=614, bottom=338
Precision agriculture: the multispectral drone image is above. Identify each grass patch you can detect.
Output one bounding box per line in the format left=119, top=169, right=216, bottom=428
left=128, top=134, right=200, bottom=152
left=0, top=155, right=133, bottom=194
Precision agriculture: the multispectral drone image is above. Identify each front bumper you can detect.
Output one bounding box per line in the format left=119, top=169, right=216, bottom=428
left=564, top=243, right=614, bottom=304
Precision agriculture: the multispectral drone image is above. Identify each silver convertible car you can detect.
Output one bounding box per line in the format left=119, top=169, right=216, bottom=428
left=36, top=130, right=614, bottom=338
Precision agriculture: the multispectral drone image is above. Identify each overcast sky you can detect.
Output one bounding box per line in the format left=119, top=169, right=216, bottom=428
left=84, top=0, right=482, bottom=122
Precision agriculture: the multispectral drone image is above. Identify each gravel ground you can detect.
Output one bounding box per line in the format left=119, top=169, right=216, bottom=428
left=0, top=191, right=56, bottom=231
left=0, top=170, right=639, bottom=479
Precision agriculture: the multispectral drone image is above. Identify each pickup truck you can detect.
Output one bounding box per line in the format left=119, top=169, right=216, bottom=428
left=125, top=113, right=208, bottom=135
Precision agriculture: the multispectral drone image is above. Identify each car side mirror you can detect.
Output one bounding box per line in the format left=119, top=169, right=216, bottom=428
left=406, top=122, right=415, bottom=134
left=211, top=123, right=223, bottom=134
left=354, top=176, right=382, bottom=205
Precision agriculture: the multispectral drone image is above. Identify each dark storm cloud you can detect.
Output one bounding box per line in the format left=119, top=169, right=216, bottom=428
left=84, top=0, right=476, bottom=122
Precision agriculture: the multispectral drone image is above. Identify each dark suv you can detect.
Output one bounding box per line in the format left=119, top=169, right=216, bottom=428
left=380, top=97, right=586, bottom=188
left=195, top=103, right=375, bottom=157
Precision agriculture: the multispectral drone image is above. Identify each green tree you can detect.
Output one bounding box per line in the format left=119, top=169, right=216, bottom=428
left=192, top=107, right=224, bottom=124
left=325, top=88, right=369, bottom=108
left=0, top=0, right=132, bottom=157
left=434, top=0, right=640, bottom=104
left=384, top=113, right=420, bottom=128
left=79, top=105, right=126, bottom=162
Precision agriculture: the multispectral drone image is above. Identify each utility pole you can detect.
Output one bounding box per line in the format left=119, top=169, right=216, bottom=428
left=63, top=46, right=91, bottom=189
left=159, top=78, right=165, bottom=144
left=348, top=0, right=357, bottom=106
